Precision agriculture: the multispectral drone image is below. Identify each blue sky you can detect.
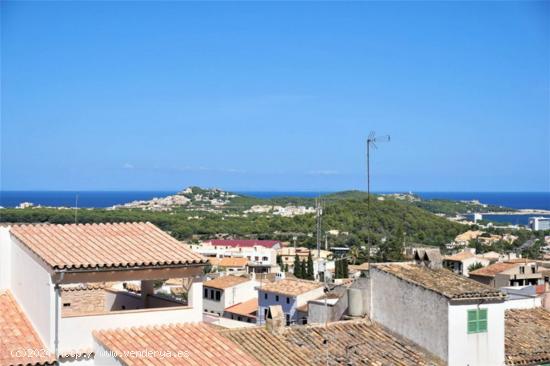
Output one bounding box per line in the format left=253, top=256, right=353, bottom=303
left=1, top=1, right=549, bottom=192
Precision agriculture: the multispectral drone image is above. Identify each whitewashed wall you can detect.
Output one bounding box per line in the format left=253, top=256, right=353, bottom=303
left=10, top=235, right=56, bottom=350
left=447, top=303, right=505, bottom=366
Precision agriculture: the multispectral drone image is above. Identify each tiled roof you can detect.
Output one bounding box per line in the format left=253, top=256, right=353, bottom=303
left=374, top=263, right=505, bottom=301
left=10, top=222, right=207, bottom=270
left=505, top=308, right=550, bottom=365
left=225, top=298, right=258, bottom=318
left=258, top=279, right=322, bottom=297
left=443, top=251, right=475, bottom=261
left=469, top=262, right=519, bottom=277
left=0, top=291, right=55, bottom=366
left=220, top=327, right=314, bottom=366
left=218, top=257, right=248, bottom=267
left=222, top=320, right=443, bottom=366
left=93, top=323, right=262, bottom=366
left=211, top=239, right=280, bottom=248
left=204, top=276, right=251, bottom=289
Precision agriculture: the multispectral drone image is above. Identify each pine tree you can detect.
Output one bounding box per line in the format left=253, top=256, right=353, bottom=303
left=335, top=259, right=342, bottom=279
left=293, top=254, right=300, bottom=277
left=307, top=252, right=314, bottom=280
left=342, top=258, right=349, bottom=278
left=283, top=263, right=289, bottom=272
left=299, top=259, right=306, bottom=279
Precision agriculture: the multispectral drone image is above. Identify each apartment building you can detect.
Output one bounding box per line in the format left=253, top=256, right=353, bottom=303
left=469, top=259, right=544, bottom=288
left=189, top=239, right=280, bottom=273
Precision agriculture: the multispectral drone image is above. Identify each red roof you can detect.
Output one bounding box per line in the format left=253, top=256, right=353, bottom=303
left=210, top=239, right=280, bottom=248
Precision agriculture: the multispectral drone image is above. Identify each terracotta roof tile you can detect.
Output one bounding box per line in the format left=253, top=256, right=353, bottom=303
left=93, top=323, right=262, bottom=366
left=204, top=276, right=251, bottom=290
left=374, top=263, right=505, bottom=301
left=443, top=251, right=475, bottom=261
left=218, top=257, right=248, bottom=268
left=469, top=262, right=519, bottom=277
left=505, top=308, right=550, bottom=365
left=224, top=299, right=258, bottom=318
left=0, top=291, right=55, bottom=366
left=258, top=279, right=322, bottom=297
left=221, top=320, right=444, bottom=366
left=10, top=222, right=207, bottom=270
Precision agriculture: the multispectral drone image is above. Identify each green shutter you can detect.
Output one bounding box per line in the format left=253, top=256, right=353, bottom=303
left=467, top=309, right=488, bottom=334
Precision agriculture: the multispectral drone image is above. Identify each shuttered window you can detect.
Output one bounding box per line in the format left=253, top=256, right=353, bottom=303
left=467, top=309, right=488, bottom=334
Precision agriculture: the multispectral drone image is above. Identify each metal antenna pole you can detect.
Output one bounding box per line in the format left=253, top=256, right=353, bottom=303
left=74, top=194, right=79, bottom=224
left=366, top=132, right=390, bottom=274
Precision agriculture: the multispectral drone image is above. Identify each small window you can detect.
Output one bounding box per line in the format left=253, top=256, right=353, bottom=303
left=204, top=288, right=208, bottom=298
left=468, top=309, right=488, bottom=334
left=519, top=266, right=525, bottom=274
left=286, top=297, right=290, bottom=304
left=285, top=314, right=290, bottom=326
left=210, top=289, right=214, bottom=299
left=264, top=293, right=268, bottom=300
left=275, top=295, right=279, bottom=302
left=63, top=303, right=71, bottom=307
left=215, top=291, right=221, bottom=301
left=531, top=266, right=536, bottom=274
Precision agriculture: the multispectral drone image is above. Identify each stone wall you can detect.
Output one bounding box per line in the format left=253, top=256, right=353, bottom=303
left=61, top=285, right=106, bottom=316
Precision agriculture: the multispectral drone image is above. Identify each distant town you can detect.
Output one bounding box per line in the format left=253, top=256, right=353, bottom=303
left=0, top=186, right=549, bottom=365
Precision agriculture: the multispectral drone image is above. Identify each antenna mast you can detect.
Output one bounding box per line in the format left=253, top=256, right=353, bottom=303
left=366, top=132, right=390, bottom=273
left=74, top=194, right=79, bottom=224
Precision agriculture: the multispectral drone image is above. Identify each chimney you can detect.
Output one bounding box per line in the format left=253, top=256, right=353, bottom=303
left=265, top=305, right=285, bottom=335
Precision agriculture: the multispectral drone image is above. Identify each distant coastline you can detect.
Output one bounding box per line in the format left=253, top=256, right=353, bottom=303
left=1, top=190, right=548, bottom=211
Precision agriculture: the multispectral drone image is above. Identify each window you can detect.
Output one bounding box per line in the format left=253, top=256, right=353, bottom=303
left=215, top=290, right=221, bottom=301
left=285, top=314, right=290, bottom=326
left=262, top=256, right=268, bottom=261
left=204, top=288, right=208, bottom=298
left=531, top=266, right=536, bottom=274
left=264, top=293, right=268, bottom=300
left=468, top=309, right=488, bottom=334
left=519, top=266, right=525, bottom=274
left=275, top=295, right=279, bottom=302
left=63, top=303, right=71, bottom=307
left=210, top=289, right=214, bottom=299
left=286, top=297, right=290, bottom=304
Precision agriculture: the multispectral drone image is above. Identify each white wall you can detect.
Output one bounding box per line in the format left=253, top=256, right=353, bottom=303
left=447, top=303, right=505, bottom=366
left=59, top=305, right=200, bottom=352
left=92, top=341, right=124, bottom=366
left=204, top=280, right=257, bottom=315
left=295, top=287, right=325, bottom=307
left=369, top=269, right=449, bottom=362
left=0, top=227, right=12, bottom=290
left=503, top=296, right=542, bottom=310
left=10, top=235, right=56, bottom=350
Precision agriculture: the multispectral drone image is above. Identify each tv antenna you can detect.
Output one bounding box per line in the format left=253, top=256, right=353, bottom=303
left=366, top=132, right=390, bottom=273
left=74, top=194, right=79, bottom=224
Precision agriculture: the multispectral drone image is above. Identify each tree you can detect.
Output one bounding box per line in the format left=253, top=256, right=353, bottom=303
left=349, top=245, right=360, bottom=265
left=307, top=252, right=314, bottom=280
left=467, top=261, right=485, bottom=272
left=342, top=258, right=349, bottom=278
left=283, top=263, right=289, bottom=272
left=300, top=259, right=307, bottom=279
left=276, top=254, right=284, bottom=271
left=293, top=254, right=300, bottom=277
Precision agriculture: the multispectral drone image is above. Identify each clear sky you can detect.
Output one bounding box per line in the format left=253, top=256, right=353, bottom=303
left=1, top=1, right=549, bottom=192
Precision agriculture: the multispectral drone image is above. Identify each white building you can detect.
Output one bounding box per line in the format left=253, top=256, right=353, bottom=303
left=202, top=275, right=258, bottom=316
left=0, top=222, right=207, bottom=365
left=529, top=216, right=550, bottom=231
left=189, top=239, right=280, bottom=273
left=367, top=263, right=506, bottom=366
left=257, top=278, right=324, bottom=325
left=443, top=250, right=491, bottom=277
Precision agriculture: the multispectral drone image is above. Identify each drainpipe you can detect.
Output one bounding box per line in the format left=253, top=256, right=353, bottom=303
left=54, top=272, right=64, bottom=361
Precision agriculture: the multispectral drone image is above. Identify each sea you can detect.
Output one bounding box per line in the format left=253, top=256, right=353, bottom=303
left=1, top=191, right=549, bottom=226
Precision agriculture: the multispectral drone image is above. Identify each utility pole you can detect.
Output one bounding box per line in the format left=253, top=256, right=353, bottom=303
left=366, top=132, right=390, bottom=274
